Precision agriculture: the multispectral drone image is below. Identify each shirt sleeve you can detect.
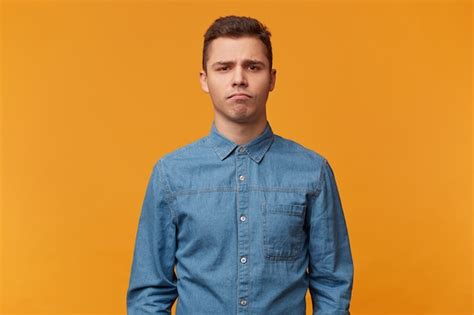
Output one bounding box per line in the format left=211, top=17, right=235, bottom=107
left=126, top=159, right=178, bottom=314
left=308, top=158, right=354, bottom=315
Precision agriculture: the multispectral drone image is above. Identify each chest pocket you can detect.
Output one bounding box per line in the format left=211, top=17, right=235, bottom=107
left=262, top=203, right=307, bottom=261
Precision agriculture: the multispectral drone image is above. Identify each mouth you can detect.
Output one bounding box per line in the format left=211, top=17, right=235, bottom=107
left=228, top=93, right=251, bottom=100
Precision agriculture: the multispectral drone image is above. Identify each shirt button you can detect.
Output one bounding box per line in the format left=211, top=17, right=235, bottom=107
left=240, top=256, right=247, bottom=264
left=240, top=215, right=247, bottom=222
left=239, top=298, right=247, bottom=306
left=238, top=146, right=245, bottom=153
left=239, top=175, right=245, bottom=181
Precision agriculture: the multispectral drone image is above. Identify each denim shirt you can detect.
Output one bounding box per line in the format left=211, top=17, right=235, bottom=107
left=127, top=120, right=354, bottom=315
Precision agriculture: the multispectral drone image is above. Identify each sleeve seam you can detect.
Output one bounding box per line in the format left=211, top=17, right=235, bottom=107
left=156, top=159, right=178, bottom=224
left=316, top=158, right=327, bottom=195
left=314, top=158, right=329, bottom=269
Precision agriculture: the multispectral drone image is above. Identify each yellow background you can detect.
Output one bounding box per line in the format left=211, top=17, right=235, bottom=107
left=1, top=0, right=472, bottom=314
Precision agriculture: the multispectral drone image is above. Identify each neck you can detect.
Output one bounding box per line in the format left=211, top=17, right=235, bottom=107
left=214, top=117, right=268, bottom=145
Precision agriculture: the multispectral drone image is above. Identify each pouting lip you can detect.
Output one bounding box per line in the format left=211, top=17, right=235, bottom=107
left=228, top=92, right=251, bottom=99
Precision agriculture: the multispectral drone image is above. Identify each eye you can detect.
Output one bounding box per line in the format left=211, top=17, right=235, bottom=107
left=217, top=66, right=229, bottom=71
left=249, top=64, right=261, bottom=71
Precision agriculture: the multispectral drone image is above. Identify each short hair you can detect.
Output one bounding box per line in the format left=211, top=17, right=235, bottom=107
left=202, top=15, right=273, bottom=73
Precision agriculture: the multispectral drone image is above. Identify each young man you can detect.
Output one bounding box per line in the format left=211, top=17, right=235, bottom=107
left=127, top=16, right=354, bottom=315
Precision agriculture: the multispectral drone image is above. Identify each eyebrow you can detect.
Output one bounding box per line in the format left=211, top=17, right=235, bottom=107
left=211, top=59, right=266, bottom=68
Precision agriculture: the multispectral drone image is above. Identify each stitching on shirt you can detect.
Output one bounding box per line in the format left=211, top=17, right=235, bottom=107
left=235, top=150, right=240, bottom=312
left=323, top=159, right=331, bottom=269
left=157, top=159, right=178, bottom=224
left=169, top=187, right=236, bottom=197
left=317, top=158, right=328, bottom=265
left=168, top=186, right=318, bottom=197
left=268, top=209, right=306, bottom=216
left=245, top=151, right=250, bottom=308
left=262, top=201, right=306, bottom=261
left=248, top=186, right=317, bottom=195
left=163, top=137, right=207, bottom=160
left=206, top=135, right=223, bottom=160
left=255, top=135, right=274, bottom=162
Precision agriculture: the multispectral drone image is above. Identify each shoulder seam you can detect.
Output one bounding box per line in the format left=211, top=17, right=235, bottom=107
left=161, top=136, right=208, bottom=160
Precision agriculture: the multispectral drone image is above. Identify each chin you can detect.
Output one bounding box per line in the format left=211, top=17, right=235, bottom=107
left=223, top=112, right=252, bottom=123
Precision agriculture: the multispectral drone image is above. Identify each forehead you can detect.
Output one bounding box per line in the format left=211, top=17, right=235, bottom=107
left=207, top=36, right=268, bottom=64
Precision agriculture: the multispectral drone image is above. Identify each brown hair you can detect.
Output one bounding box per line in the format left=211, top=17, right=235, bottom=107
left=202, top=15, right=273, bottom=73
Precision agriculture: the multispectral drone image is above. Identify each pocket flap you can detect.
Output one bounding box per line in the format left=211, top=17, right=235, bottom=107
left=265, top=203, right=306, bottom=216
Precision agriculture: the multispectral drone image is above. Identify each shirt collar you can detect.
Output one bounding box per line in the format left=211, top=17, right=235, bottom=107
left=207, top=120, right=275, bottom=163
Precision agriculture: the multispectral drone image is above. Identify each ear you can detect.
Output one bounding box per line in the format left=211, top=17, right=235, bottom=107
left=269, top=68, right=277, bottom=91
left=199, top=70, right=209, bottom=93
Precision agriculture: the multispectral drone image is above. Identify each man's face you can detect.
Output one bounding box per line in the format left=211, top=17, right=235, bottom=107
left=200, top=36, right=276, bottom=125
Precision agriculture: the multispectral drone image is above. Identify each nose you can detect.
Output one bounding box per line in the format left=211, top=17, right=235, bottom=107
left=232, top=66, right=248, bottom=87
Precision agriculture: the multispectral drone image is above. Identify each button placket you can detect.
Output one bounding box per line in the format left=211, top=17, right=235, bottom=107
left=236, top=145, right=249, bottom=312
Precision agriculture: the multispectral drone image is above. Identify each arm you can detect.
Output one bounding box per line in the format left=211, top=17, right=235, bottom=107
left=308, top=159, right=354, bottom=315
left=126, top=160, right=178, bottom=314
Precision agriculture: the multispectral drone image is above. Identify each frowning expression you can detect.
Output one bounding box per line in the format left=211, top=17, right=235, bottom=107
left=200, top=36, right=276, bottom=124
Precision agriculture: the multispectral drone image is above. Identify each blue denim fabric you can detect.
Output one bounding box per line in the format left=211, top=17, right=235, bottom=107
left=127, top=120, right=354, bottom=315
